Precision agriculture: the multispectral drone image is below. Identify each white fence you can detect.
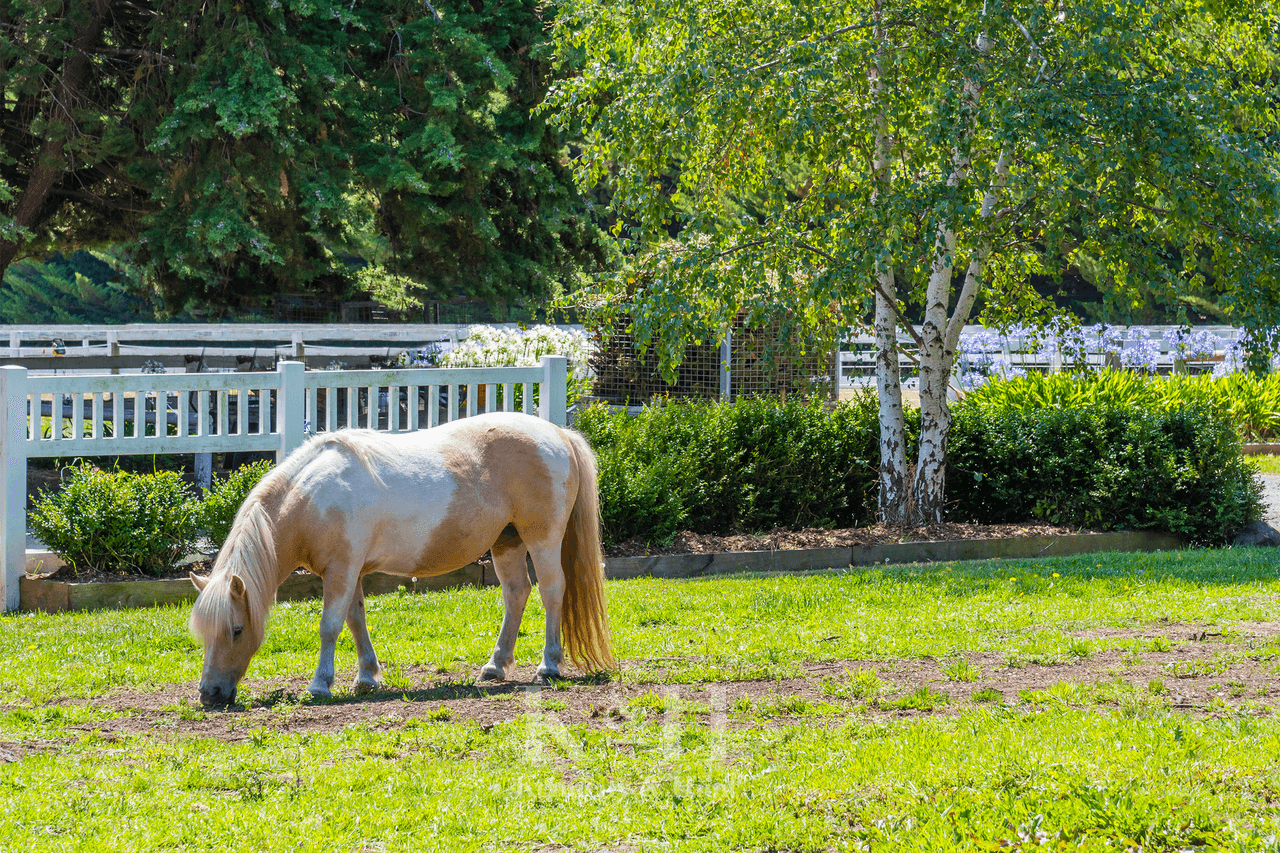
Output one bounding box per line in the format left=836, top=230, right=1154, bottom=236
left=838, top=325, right=1244, bottom=390
left=0, top=356, right=570, bottom=611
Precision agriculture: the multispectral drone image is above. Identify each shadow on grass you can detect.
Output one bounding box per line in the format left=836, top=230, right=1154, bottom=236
left=228, top=671, right=614, bottom=711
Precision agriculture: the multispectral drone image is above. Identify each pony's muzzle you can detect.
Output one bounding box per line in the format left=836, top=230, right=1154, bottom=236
left=199, top=683, right=236, bottom=707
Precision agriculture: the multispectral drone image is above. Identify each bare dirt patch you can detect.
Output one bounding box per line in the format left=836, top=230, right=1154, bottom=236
left=63, top=622, right=1280, bottom=742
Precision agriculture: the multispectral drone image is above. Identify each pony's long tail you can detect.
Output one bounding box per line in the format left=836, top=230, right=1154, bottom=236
left=559, top=428, right=615, bottom=673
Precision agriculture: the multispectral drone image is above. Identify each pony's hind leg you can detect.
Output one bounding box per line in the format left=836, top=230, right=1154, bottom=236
left=525, top=541, right=566, bottom=682
left=480, top=535, right=532, bottom=682
left=346, top=585, right=383, bottom=694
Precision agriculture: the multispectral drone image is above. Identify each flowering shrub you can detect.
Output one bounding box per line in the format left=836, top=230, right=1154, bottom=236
left=956, top=329, right=1024, bottom=389
left=1119, top=327, right=1161, bottom=374
left=439, top=325, right=594, bottom=406
left=1163, top=328, right=1222, bottom=362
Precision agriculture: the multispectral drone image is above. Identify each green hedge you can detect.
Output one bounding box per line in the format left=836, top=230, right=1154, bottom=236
left=32, top=389, right=1263, bottom=571
left=946, top=401, right=1262, bottom=545
left=574, top=397, right=881, bottom=546
left=578, top=391, right=1260, bottom=548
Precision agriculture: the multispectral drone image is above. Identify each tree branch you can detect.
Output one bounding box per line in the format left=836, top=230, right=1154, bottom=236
left=794, top=240, right=926, bottom=348
left=745, top=20, right=904, bottom=75
left=94, top=47, right=196, bottom=71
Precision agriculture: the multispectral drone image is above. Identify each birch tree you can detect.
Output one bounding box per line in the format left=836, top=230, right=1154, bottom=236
left=547, top=0, right=1280, bottom=525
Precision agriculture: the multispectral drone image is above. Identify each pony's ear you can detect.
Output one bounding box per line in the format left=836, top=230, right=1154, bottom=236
left=229, top=574, right=247, bottom=599
left=189, top=572, right=209, bottom=592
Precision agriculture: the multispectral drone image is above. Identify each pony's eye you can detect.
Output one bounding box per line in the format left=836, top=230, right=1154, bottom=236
left=232, top=627, right=244, bottom=639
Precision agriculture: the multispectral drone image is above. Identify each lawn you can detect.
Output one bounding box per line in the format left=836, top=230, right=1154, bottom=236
left=1252, top=454, right=1280, bottom=476
left=2, top=548, right=1279, bottom=851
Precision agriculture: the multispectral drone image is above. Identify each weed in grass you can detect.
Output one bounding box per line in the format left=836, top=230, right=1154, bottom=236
left=485, top=692, right=520, bottom=703
left=1016, top=684, right=1094, bottom=708
left=1164, top=654, right=1236, bottom=679
left=1148, top=680, right=1168, bottom=696
left=820, top=668, right=884, bottom=700
left=1146, top=636, right=1173, bottom=653
left=539, top=699, right=568, bottom=712
left=734, top=695, right=841, bottom=720
left=972, top=687, right=1003, bottom=704
left=628, top=691, right=675, bottom=719
left=175, top=699, right=206, bottom=722
left=381, top=663, right=413, bottom=691
left=884, top=687, right=948, bottom=711
left=942, top=659, right=983, bottom=682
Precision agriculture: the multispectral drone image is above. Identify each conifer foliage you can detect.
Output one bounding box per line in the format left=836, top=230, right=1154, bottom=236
left=0, top=0, right=603, bottom=312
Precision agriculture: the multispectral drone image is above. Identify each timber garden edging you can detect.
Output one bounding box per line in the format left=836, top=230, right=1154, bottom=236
left=19, top=530, right=1184, bottom=614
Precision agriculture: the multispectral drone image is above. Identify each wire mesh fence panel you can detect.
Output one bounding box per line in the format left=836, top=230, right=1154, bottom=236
left=728, top=321, right=836, bottom=400
left=589, top=316, right=837, bottom=404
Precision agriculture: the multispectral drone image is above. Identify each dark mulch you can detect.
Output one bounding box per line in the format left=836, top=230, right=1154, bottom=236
left=604, top=522, right=1094, bottom=558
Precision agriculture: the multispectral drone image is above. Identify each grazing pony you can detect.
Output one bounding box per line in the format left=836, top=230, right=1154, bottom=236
left=189, top=412, right=613, bottom=706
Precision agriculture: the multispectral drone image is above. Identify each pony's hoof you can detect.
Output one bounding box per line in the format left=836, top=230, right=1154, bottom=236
left=478, top=664, right=506, bottom=682
left=352, top=678, right=382, bottom=695
left=308, top=682, right=332, bottom=700
left=534, top=669, right=560, bottom=685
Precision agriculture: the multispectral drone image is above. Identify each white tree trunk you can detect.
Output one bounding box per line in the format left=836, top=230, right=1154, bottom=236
left=875, top=281, right=908, bottom=524
left=871, top=0, right=910, bottom=524
left=908, top=33, right=993, bottom=526
left=912, top=229, right=956, bottom=526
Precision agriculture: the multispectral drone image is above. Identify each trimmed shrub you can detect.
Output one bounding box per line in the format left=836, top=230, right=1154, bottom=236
left=946, top=400, right=1262, bottom=544
left=29, top=465, right=201, bottom=576
left=200, top=460, right=273, bottom=548
left=574, top=396, right=880, bottom=546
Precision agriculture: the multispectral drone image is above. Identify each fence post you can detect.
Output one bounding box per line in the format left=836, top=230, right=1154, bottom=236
left=719, top=329, right=732, bottom=401
left=540, top=355, right=567, bottom=426
left=277, top=360, right=306, bottom=462
left=0, top=366, right=28, bottom=611
left=107, top=332, right=120, bottom=375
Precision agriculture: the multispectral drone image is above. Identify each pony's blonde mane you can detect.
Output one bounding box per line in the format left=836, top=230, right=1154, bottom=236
left=189, top=430, right=403, bottom=645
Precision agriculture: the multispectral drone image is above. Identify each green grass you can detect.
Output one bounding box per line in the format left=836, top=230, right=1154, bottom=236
left=1251, top=454, right=1280, bottom=475
left=3, top=709, right=1280, bottom=851
left=4, top=547, right=1280, bottom=850
left=5, top=547, right=1278, bottom=706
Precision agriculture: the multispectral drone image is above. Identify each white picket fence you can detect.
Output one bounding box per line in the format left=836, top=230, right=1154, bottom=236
left=0, top=356, right=570, bottom=611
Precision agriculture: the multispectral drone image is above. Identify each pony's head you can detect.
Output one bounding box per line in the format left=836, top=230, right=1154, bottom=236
left=188, top=570, right=267, bottom=706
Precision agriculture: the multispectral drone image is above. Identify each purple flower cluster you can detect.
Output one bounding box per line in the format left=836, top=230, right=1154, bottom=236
left=1162, top=328, right=1222, bottom=361
left=1118, top=328, right=1161, bottom=374
left=956, top=329, right=1026, bottom=389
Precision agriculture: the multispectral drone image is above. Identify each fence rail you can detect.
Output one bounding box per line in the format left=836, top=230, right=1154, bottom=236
left=838, top=325, right=1243, bottom=390
left=0, top=356, right=570, bottom=611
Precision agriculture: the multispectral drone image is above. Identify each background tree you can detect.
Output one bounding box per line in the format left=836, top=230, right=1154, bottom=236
left=547, top=0, right=1280, bottom=525
left=0, top=250, right=149, bottom=324
left=0, top=0, right=604, bottom=314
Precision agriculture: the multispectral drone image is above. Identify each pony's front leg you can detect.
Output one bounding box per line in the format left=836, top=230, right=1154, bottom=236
left=527, top=543, right=565, bottom=682
left=309, top=570, right=360, bottom=699
left=346, top=585, right=383, bottom=694
left=480, top=541, right=532, bottom=681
